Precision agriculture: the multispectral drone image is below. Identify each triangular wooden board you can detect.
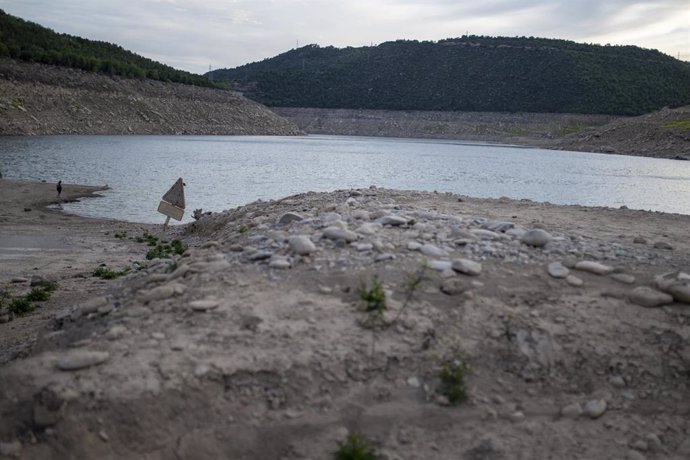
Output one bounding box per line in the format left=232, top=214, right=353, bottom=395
left=162, top=177, right=185, bottom=209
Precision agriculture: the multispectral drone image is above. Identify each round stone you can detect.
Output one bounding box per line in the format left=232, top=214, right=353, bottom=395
left=628, top=286, right=673, bottom=308
left=547, top=262, right=570, bottom=279
left=451, top=259, right=482, bottom=276
left=289, top=235, right=316, bottom=255
left=57, top=350, right=110, bottom=371
left=521, top=229, right=552, bottom=247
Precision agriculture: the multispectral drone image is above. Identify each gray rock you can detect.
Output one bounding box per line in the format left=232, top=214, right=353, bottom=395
left=138, top=283, right=186, bottom=303
left=440, top=278, right=468, bottom=295
left=566, top=275, right=583, bottom=287
left=407, top=241, right=422, bottom=250
left=189, top=299, right=220, bottom=312
left=30, top=275, right=57, bottom=288
left=677, top=437, right=690, bottom=456
left=451, top=259, right=482, bottom=276
left=289, top=235, right=316, bottom=255
left=406, top=376, right=421, bottom=388
left=420, top=244, right=447, bottom=257
left=354, top=243, right=373, bottom=252
left=248, top=250, right=273, bottom=261
left=428, top=260, right=452, bottom=271
left=561, top=402, right=582, bottom=419
left=323, top=227, right=357, bottom=242
left=80, top=296, right=108, bottom=314
left=57, top=350, right=110, bottom=371
left=482, top=221, right=515, bottom=233
left=351, top=209, right=370, bottom=220
left=609, top=375, right=626, bottom=388
left=521, top=229, right=552, bottom=247
left=628, top=286, right=673, bottom=308
left=645, top=434, right=662, bottom=453
left=105, top=325, right=127, bottom=340
left=583, top=399, right=607, bottom=418
left=633, top=236, right=647, bottom=244
left=653, top=241, right=673, bottom=250
left=547, top=262, right=570, bottom=279
left=611, top=273, right=636, bottom=284
left=269, top=258, right=291, bottom=269
left=380, top=215, right=407, bottom=226
left=375, top=253, right=395, bottom=262
left=320, top=212, right=342, bottom=223
left=10, top=277, right=29, bottom=283
left=278, top=212, right=303, bottom=224
left=470, top=229, right=500, bottom=240
left=575, top=261, right=614, bottom=275
left=356, top=222, right=382, bottom=235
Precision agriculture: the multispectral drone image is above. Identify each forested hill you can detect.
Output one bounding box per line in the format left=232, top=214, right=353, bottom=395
left=209, top=37, right=690, bottom=115
left=0, top=9, right=216, bottom=88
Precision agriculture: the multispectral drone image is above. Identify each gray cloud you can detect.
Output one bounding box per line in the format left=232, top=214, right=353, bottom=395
left=1, top=0, right=688, bottom=74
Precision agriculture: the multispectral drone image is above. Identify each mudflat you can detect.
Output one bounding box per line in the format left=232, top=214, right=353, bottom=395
left=1, top=180, right=690, bottom=459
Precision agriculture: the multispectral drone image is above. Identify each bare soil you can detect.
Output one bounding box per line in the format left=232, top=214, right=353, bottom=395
left=1, top=181, right=689, bottom=459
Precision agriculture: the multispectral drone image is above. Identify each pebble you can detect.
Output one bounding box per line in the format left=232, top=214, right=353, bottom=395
left=440, top=278, right=468, bottom=295
left=428, top=260, right=452, bottom=271
left=509, top=411, right=525, bottom=423
left=289, top=235, right=316, bottom=255
left=483, top=221, right=514, bottom=233
left=354, top=243, right=373, bottom=252
left=451, top=259, right=482, bottom=276
left=582, top=399, right=607, bottom=418
left=609, top=375, right=626, bottom=388
left=269, top=258, right=291, bottom=269
left=611, top=273, right=636, bottom=284
left=420, top=244, right=447, bottom=257
left=575, top=261, right=614, bottom=275
left=248, top=250, right=273, bottom=261
left=407, top=241, right=422, bottom=250
left=380, top=215, right=407, bottom=226
left=356, top=222, right=382, bottom=236
left=138, top=283, right=186, bottom=303
left=628, top=286, right=673, bottom=308
left=566, top=275, right=583, bottom=287
left=633, top=236, right=647, bottom=244
left=547, top=262, right=570, bottom=279
left=151, top=332, right=166, bottom=340
left=57, top=350, right=110, bottom=371
left=406, top=376, right=421, bottom=388
left=645, top=434, right=662, bottom=452
left=189, top=299, right=220, bottom=312
left=278, top=212, right=303, bottom=224
left=470, top=229, right=500, bottom=240
left=653, top=241, right=673, bottom=250
left=323, top=227, right=357, bottom=242
left=560, top=402, right=582, bottom=419
left=375, top=253, right=395, bottom=262
left=105, top=325, right=127, bottom=340
left=521, top=229, right=552, bottom=247
left=80, top=296, right=108, bottom=314
left=352, top=209, right=370, bottom=220
left=10, top=277, right=29, bottom=283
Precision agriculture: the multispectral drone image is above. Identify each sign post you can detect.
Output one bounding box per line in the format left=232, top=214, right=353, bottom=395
left=157, top=178, right=186, bottom=232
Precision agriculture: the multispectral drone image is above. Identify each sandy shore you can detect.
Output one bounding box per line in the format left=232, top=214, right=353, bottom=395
left=1, top=181, right=690, bottom=459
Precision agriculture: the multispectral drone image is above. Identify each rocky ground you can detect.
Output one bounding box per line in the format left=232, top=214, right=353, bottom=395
left=0, top=59, right=302, bottom=136
left=1, top=182, right=689, bottom=459
left=274, top=106, right=690, bottom=160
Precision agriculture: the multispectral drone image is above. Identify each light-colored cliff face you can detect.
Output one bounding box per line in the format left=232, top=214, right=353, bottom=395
left=0, top=59, right=302, bottom=136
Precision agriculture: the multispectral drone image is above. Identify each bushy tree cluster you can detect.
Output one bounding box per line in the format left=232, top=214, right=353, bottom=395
left=210, top=37, right=690, bottom=115
left=0, top=9, right=218, bottom=88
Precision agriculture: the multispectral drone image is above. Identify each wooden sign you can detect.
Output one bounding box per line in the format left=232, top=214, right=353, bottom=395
left=158, top=178, right=185, bottom=228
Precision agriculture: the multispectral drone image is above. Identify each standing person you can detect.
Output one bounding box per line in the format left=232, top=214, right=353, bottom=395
left=56, top=180, right=62, bottom=197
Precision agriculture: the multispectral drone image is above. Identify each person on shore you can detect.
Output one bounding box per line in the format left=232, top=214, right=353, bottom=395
left=57, top=180, right=62, bottom=197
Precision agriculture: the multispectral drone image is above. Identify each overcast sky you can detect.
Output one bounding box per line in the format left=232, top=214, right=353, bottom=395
left=1, top=0, right=688, bottom=74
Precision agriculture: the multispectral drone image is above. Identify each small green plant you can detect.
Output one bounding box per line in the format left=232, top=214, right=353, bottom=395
left=439, top=358, right=470, bottom=405
left=193, top=208, right=203, bottom=220
left=93, top=265, right=130, bottom=280
left=25, top=287, right=52, bottom=302
left=238, top=225, right=249, bottom=234
left=558, top=123, right=584, bottom=136
left=165, top=261, right=178, bottom=273
left=142, top=231, right=159, bottom=246
left=8, top=298, right=34, bottom=315
left=357, top=275, right=386, bottom=315
left=333, top=433, right=379, bottom=460
left=114, top=231, right=128, bottom=239
left=145, top=239, right=186, bottom=260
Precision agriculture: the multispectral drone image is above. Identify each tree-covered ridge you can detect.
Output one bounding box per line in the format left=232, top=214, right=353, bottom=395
left=0, top=9, right=217, bottom=88
left=210, top=37, right=690, bottom=115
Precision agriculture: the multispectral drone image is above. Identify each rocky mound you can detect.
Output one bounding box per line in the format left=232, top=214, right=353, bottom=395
left=0, top=59, right=302, bottom=136
left=553, top=105, right=690, bottom=159
left=1, top=188, right=689, bottom=459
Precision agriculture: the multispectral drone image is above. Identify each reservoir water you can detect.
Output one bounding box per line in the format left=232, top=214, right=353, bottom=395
left=1, top=134, right=689, bottom=223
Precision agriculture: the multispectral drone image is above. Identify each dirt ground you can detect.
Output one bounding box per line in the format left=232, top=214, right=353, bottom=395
left=1, top=181, right=689, bottom=459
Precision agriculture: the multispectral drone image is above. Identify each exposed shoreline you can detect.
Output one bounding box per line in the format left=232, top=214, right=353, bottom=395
left=1, top=179, right=690, bottom=458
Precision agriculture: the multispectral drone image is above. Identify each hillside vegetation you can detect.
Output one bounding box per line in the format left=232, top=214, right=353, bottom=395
left=0, top=9, right=216, bottom=88
left=210, top=38, right=690, bottom=115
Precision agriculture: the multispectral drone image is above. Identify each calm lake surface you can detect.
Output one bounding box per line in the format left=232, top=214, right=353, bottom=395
left=1, top=134, right=689, bottom=223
